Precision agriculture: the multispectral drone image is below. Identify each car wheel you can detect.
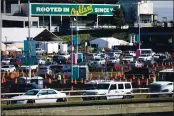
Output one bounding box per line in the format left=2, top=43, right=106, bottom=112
left=99, top=96, right=107, bottom=100
left=124, top=95, right=132, bottom=99
left=27, top=100, right=35, bottom=104
left=56, top=98, right=64, bottom=102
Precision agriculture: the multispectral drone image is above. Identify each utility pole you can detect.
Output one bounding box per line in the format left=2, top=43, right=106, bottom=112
left=28, top=0, right=31, bottom=79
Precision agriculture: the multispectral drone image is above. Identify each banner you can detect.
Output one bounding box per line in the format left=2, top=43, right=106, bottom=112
left=31, top=3, right=120, bottom=16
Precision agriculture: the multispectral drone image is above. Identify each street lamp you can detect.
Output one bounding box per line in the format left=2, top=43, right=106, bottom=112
left=138, top=1, right=142, bottom=49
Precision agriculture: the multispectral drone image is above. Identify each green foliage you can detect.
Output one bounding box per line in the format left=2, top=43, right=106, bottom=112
left=128, top=6, right=137, bottom=27
left=112, top=7, right=125, bottom=29
left=59, top=34, right=91, bottom=43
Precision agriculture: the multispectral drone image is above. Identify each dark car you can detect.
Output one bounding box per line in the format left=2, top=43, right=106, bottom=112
left=53, top=56, right=67, bottom=64
left=9, top=83, right=41, bottom=93
left=156, top=56, right=172, bottom=65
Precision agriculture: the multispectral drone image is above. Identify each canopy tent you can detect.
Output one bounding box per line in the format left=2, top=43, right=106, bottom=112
left=8, top=42, right=24, bottom=50
left=6, top=46, right=22, bottom=51
left=90, top=37, right=130, bottom=49
left=1, top=43, right=6, bottom=51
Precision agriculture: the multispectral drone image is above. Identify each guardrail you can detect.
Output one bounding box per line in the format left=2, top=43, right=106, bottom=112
left=1, top=92, right=173, bottom=102
left=1, top=88, right=149, bottom=96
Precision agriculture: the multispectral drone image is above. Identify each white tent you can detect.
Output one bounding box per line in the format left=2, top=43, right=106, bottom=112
left=6, top=46, right=22, bottom=51
left=8, top=43, right=24, bottom=50
left=90, top=37, right=129, bottom=49
left=1, top=43, right=6, bottom=51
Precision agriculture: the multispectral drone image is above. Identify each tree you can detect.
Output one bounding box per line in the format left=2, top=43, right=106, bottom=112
left=112, top=7, right=125, bottom=29
left=128, top=6, right=137, bottom=27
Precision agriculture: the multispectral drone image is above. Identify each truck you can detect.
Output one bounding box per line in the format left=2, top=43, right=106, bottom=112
left=39, top=42, right=59, bottom=54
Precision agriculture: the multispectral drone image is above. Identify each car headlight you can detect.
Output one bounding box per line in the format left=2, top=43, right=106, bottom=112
left=162, top=89, right=169, bottom=92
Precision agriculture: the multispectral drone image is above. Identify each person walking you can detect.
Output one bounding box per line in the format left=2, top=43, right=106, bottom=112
left=57, top=73, right=62, bottom=84
left=152, top=76, right=156, bottom=83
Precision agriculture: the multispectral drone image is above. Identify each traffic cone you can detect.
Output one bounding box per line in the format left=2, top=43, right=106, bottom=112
left=45, top=74, right=47, bottom=79
left=84, top=80, right=86, bottom=84
left=63, top=78, right=66, bottom=84
left=81, top=78, right=83, bottom=84
left=48, top=78, right=52, bottom=84
left=123, top=75, right=126, bottom=80
left=148, top=75, right=151, bottom=80
left=138, top=78, right=141, bottom=87
left=71, top=79, right=74, bottom=84
left=133, top=75, right=135, bottom=80
left=130, top=78, right=132, bottom=83
left=146, top=78, right=149, bottom=87
left=90, top=73, right=92, bottom=80
left=75, top=79, right=77, bottom=84
left=15, top=78, right=18, bottom=84
left=142, top=75, right=144, bottom=80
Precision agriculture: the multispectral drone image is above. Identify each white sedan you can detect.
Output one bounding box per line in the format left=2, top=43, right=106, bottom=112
left=1, top=65, right=16, bottom=72
left=8, top=89, right=67, bottom=104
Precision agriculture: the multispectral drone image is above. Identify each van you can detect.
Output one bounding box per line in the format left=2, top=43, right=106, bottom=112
left=149, top=81, right=174, bottom=98
left=82, top=81, right=133, bottom=100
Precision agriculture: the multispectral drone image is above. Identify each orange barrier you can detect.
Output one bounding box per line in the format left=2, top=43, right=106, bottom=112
left=71, top=79, right=74, bottom=84
left=48, top=78, right=52, bottom=84
left=138, top=78, right=141, bottom=86
left=84, top=80, right=86, bottom=84
left=146, top=78, right=149, bottom=86
left=133, top=75, right=135, bottom=80
left=74, top=80, right=77, bottom=84
left=63, top=78, right=66, bottom=84
left=142, top=75, right=144, bottom=80
left=90, top=73, right=92, bottom=80
left=45, top=74, right=47, bottom=78
left=15, top=78, right=18, bottom=84
left=81, top=78, right=83, bottom=84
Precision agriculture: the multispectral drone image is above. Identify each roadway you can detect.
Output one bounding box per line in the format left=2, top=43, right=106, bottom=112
left=2, top=98, right=174, bottom=115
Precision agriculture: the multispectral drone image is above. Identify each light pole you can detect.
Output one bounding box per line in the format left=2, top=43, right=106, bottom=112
left=71, top=17, right=74, bottom=82
left=28, top=0, right=31, bottom=79
left=138, top=1, right=141, bottom=49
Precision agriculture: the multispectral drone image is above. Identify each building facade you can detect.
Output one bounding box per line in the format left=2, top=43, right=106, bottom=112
left=1, top=0, right=155, bottom=32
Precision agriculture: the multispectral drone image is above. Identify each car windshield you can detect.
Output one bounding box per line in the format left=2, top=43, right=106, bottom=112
left=39, top=67, right=47, bottom=70
left=110, top=58, right=115, bottom=60
left=4, top=59, right=10, bottom=61
left=24, top=90, right=39, bottom=96
left=2, top=66, right=9, bottom=68
left=94, top=59, right=100, bottom=61
left=109, top=53, right=114, bottom=56
left=142, top=51, right=151, bottom=54
left=130, top=62, right=136, bottom=63
left=96, top=84, right=110, bottom=89
left=140, top=55, right=147, bottom=57
left=125, top=56, right=132, bottom=58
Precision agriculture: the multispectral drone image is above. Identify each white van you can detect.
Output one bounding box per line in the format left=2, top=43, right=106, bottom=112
left=149, top=81, right=174, bottom=98
left=82, top=81, right=133, bottom=100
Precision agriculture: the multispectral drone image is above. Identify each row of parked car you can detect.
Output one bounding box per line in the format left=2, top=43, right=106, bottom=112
left=1, top=49, right=172, bottom=76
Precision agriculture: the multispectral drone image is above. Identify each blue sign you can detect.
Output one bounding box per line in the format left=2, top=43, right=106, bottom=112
left=24, top=40, right=36, bottom=56
left=135, top=34, right=140, bottom=43
left=73, top=36, right=80, bottom=45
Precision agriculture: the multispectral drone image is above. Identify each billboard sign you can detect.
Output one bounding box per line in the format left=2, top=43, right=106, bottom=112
left=31, top=3, right=120, bottom=16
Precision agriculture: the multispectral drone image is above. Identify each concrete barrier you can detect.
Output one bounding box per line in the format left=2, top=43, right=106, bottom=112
left=2, top=98, right=174, bottom=115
